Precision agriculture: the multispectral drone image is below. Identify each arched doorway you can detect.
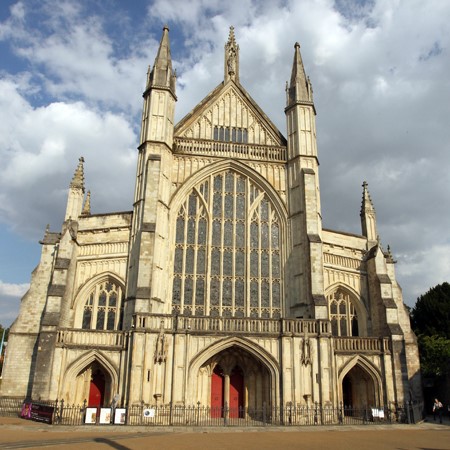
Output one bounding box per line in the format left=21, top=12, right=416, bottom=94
left=200, top=346, right=272, bottom=418
left=68, top=362, right=112, bottom=407
left=342, top=364, right=376, bottom=409
left=62, top=352, right=118, bottom=405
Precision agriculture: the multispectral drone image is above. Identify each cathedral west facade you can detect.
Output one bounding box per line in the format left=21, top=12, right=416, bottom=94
left=1, top=27, right=422, bottom=413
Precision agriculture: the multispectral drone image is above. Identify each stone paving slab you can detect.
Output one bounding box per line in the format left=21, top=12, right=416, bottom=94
left=0, top=416, right=449, bottom=450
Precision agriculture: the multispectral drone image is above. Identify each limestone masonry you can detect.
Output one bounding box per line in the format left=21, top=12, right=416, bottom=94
left=1, top=26, right=422, bottom=412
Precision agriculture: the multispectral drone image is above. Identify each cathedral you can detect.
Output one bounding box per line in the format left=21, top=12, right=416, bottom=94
left=1, top=27, right=422, bottom=414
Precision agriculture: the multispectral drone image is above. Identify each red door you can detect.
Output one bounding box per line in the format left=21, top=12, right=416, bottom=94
left=229, top=366, right=244, bottom=418
left=89, top=369, right=105, bottom=407
left=211, top=365, right=224, bottom=418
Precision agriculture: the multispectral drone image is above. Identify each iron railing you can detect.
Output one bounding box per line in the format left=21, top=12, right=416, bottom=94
left=0, top=398, right=424, bottom=427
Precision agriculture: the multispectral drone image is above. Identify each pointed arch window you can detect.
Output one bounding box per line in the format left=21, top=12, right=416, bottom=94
left=81, top=280, right=124, bottom=330
left=327, top=290, right=358, bottom=337
left=172, top=170, right=282, bottom=318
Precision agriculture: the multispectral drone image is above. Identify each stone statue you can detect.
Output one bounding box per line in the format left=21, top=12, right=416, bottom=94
left=227, top=47, right=236, bottom=75
left=301, top=331, right=312, bottom=366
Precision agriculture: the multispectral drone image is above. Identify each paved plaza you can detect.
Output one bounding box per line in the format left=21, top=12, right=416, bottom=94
left=0, top=416, right=449, bottom=450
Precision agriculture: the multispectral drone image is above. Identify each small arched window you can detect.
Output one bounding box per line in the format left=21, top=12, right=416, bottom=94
left=327, top=289, right=358, bottom=337
left=81, top=280, right=124, bottom=330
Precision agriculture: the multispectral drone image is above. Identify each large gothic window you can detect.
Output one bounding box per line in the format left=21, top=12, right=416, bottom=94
left=327, top=290, right=358, bottom=337
left=172, top=170, right=282, bottom=318
left=81, top=280, right=124, bottom=330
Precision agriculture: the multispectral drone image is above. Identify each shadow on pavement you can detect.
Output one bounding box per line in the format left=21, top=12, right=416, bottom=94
left=93, top=437, right=131, bottom=450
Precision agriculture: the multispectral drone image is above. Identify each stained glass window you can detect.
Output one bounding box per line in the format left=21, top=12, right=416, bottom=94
left=81, top=280, right=124, bottom=330
left=171, top=171, right=282, bottom=318
left=185, top=247, right=195, bottom=274
left=327, top=290, right=359, bottom=337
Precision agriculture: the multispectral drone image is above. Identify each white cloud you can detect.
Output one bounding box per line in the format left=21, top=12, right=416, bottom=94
left=397, top=243, right=450, bottom=305
left=0, top=281, right=29, bottom=298
left=0, top=0, right=449, bottom=313
left=0, top=78, right=137, bottom=237
left=1, top=0, right=158, bottom=114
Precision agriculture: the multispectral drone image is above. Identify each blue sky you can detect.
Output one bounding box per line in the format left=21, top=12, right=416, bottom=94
left=0, top=0, right=449, bottom=327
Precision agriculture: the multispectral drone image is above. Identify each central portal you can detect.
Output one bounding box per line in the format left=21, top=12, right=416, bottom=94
left=203, top=345, right=272, bottom=418
left=210, top=364, right=244, bottom=417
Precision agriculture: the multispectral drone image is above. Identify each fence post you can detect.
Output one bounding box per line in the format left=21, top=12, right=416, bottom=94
left=196, top=401, right=201, bottom=426
left=59, top=399, right=64, bottom=425
left=262, top=401, right=267, bottom=426
left=287, top=401, right=292, bottom=425
left=53, top=399, right=59, bottom=425
left=314, top=402, right=318, bottom=425
left=81, top=399, right=86, bottom=425
left=339, top=402, right=343, bottom=425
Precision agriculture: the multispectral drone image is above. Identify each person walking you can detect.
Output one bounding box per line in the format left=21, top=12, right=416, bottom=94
left=433, top=398, right=443, bottom=423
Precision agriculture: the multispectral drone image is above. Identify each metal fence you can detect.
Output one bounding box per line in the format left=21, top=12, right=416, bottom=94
left=0, top=397, right=24, bottom=417
left=0, top=397, right=424, bottom=427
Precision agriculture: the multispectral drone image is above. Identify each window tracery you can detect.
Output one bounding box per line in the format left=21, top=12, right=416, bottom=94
left=81, top=280, right=124, bottom=330
left=172, top=170, right=282, bottom=318
left=327, top=289, right=359, bottom=336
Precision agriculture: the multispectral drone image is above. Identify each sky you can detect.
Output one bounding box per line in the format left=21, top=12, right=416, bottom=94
left=0, top=0, right=449, bottom=327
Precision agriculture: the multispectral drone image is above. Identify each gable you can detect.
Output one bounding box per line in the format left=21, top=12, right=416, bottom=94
left=175, top=81, right=287, bottom=147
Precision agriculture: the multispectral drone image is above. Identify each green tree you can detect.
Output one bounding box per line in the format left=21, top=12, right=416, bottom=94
left=410, top=282, right=450, bottom=338
left=417, top=335, right=450, bottom=377
left=410, top=282, right=450, bottom=378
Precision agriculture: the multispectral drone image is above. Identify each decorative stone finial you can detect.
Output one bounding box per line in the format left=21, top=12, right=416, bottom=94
left=360, top=181, right=378, bottom=243
left=385, top=245, right=397, bottom=263
left=81, top=190, right=91, bottom=216
left=70, top=157, right=85, bottom=191
left=224, top=26, right=239, bottom=83
left=360, top=181, right=375, bottom=215
left=146, top=65, right=151, bottom=88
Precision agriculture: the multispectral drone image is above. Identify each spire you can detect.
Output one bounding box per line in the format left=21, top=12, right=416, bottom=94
left=81, top=190, right=91, bottom=216
left=70, top=157, right=85, bottom=191
left=287, top=42, right=314, bottom=108
left=360, top=181, right=378, bottom=243
left=148, top=25, right=176, bottom=96
left=360, top=181, right=375, bottom=216
left=65, top=157, right=86, bottom=221
left=224, top=26, right=239, bottom=83
left=140, top=26, right=177, bottom=147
